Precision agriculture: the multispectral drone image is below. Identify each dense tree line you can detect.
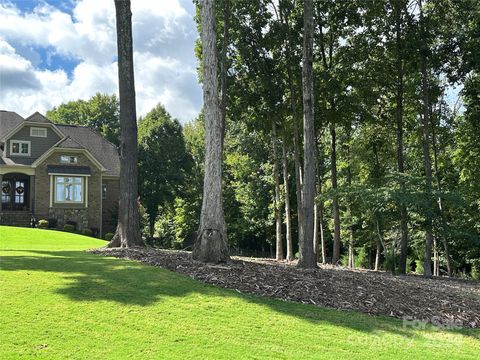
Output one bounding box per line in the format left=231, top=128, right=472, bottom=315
left=48, top=0, right=479, bottom=277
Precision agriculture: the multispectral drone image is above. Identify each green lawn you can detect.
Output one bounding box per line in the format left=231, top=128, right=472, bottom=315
left=0, top=226, right=478, bottom=359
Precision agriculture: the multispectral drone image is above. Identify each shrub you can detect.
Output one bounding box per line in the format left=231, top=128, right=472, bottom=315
left=65, top=220, right=77, bottom=230
left=82, top=228, right=93, bottom=237
left=47, top=218, right=58, bottom=229
left=104, top=232, right=114, bottom=241
left=63, top=224, right=75, bottom=233
left=38, top=219, right=49, bottom=229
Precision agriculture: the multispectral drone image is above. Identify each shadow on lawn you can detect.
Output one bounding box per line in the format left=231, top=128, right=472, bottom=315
left=1, top=249, right=478, bottom=340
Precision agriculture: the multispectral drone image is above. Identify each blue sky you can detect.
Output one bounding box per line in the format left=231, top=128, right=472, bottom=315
left=0, top=0, right=202, bottom=123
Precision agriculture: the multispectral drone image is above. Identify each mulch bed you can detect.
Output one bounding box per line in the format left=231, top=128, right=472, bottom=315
left=90, top=247, right=480, bottom=329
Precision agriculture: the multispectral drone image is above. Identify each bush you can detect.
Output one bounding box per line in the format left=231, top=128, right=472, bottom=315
left=48, top=218, right=58, bottom=229
left=38, top=219, right=49, bottom=229
left=65, top=220, right=77, bottom=230
left=82, top=228, right=93, bottom=237
left=63, top=224, right=75, bottom=233
left=104, top=232, right=114, bottom=241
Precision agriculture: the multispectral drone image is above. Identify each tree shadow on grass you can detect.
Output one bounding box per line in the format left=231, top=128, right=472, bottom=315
left=1, top=249, right=478, bottom=341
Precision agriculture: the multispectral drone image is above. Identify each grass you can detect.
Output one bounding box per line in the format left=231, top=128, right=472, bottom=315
left=0, top=226, right=478, bottom=359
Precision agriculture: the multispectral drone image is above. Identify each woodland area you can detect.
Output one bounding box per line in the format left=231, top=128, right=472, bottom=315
left=48, top=0, right=480, bottom=278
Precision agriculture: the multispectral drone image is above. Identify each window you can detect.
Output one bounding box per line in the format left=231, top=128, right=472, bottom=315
left=102, top=183, right=107, bottom=200
left=30, top=127, right=47, bottom=137
left=10, top=140, right=30, bottom=156
left=55, top=176, right=83, bottom=203
left=60, top=155, right=78, bottom=164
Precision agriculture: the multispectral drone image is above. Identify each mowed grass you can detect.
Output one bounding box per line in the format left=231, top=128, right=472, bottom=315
left=0, top=226, right=478, bottom=359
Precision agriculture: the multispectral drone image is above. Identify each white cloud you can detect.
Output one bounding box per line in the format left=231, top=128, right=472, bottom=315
left=0, top=0, right=201, bottom=123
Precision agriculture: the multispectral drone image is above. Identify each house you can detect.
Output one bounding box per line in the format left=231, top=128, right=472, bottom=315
left=0, top=110, right=120, bottom=236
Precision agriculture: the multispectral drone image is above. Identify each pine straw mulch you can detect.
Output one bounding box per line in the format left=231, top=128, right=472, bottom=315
left=90, top=247, right=480, bottom=328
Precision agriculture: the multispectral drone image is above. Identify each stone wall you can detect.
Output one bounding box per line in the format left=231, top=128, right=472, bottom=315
left=101, top=178, right=120, bottom=235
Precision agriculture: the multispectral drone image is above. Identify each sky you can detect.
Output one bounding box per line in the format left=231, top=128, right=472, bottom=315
left=0, top=0, right=202, bottom=123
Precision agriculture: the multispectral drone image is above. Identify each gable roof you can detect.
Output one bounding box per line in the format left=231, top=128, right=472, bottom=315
left=56, top=125, right=120, bottom=177
left=25, top=112, right=52, bottom=124
left=55, top=136, right=86, bottom=149
left=0, top=110, right=24, bottom=140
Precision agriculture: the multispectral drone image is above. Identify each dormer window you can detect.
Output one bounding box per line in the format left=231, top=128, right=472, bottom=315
left=30, top=127, right=47, bottom=137
left=10, top=140, right=30, bottom=156
left=60, top=155, right=78, bottom=164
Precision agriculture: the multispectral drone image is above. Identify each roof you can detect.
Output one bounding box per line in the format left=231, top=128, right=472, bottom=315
left=55, top=136, right=86, bottom=149
left=0, top=111, right=120, bottom=177
left=56, top=125, right=120, bottom=177
left=0, top=111, right=24, bottom=139
left=47, top=165, right=92, bottom=175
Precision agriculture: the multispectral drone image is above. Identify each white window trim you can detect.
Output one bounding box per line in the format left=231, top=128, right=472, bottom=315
left=30, top=127, right=47, bottom=137
left=60, top=155, right=78, bottom=164
left=53, top=176, right=85, bottom=204
left=10, top=140, right=31, bottom=157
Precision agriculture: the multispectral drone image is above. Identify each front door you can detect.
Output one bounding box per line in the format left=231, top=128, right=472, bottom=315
left=1, top=176, right=29, bottom=211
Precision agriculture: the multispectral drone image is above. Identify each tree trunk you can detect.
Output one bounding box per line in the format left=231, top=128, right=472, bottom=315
left=293, top=119, right=303, bottom=258
left=193, top=0, right=229, bottom=263
left=316, top=133, right=326, bottom=264
left=149, top=215, right=155, bottom=242
left=419, top=0, right=433, bottom=278
left=330, top=122, right=341, bottom=264
left=431, top=104, right=454, bottom=276
left=394, top=1, right=409, bottom=274
left=219, top=0, right=229, bottom=145
left=109, top=0, right=142, bottom=248
left=282, top=137, right=294, bottom=261
left=375, top=217, right=385, bottom=271
left=297, top=0, right=316, bottom=268
left=272, top=123, right=284, bottom=261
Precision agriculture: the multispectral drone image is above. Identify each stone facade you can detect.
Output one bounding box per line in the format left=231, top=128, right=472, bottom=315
left=101, top=179, right=120, bottom=234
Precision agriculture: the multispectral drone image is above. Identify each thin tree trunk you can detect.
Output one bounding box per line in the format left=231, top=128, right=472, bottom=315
left=272, top=122, right=284, bottom=261
left=331, top=122, right=341, bottom=264
left=282, top=137, right=294, bottom=261
left=431, top=104, right=454, bottom=276
left=297, top=0, right=317, bottom=268
left=109, top=0, right=142, bottom=248
left=193, top=0, right=229, bottom=263
left=316, top=133, right=326, bottom=264
left=149, top=215, right=155, bottom=242
left=293, top=119, right=303, bottom=258
left=419, top=0, right=433, bottom=278
left=347, top=129, right=354, bottom=269
left=394, top=1, right=409, bottom=273
left=375, top=217, right=385, bottom=271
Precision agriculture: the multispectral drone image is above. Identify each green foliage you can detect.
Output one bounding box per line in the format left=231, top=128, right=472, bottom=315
left=63, top=224, right=75, bottom=233
left=82, top=229, right=93, bottom=237
left=47, top=93, right=120, bottom=145
left=104, top=233, right=114, bottom=241
left=37, top=219, right=48, bottom=229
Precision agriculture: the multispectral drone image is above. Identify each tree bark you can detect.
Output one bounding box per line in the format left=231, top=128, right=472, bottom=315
left=272, top=123, right=284, bottom=261
left=394, top=0, right=409, bottom=274
left=419, top=0, right=433, bottom=278
left=431, top=104, right=454, bottom=276
left=316, top=133, right=326, bottom=264
left=297, top=0, right=317, bottom=268
left=330, top=122, right=341, bottom=264
left=282, top=136, right=294, bottom=261
left=109, top=0, right=142, bottom=248
left=193, top=0, right=229, bottom=263
left=219, top=0, right=229, bottom=145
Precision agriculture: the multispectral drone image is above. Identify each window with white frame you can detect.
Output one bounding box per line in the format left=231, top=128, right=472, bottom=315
left=30, top=127, right=47, bottom=137
left=60, top=155, right=78, bottom=164
left=55, top=176, right=83, bottom=203
left=10, top=140, right=30, bottom=156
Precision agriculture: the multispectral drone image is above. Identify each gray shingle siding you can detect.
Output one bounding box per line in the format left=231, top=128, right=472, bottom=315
left=6, top=125, right=61, bottom=160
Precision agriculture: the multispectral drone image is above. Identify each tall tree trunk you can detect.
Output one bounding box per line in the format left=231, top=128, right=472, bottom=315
left=282, top=136, right=294, bottom=261
left=193, top=0, right=229, bottom=263
left=298, top=0, right=317, bottom=268
left=375, top=217, right=385, bottom=271
left=431, top=104, right=454, bottom=276
left=272, top=123, right=284, bottom=261
left=316, top=133, right=326, bottom=264
left=330, top=122, right=341, bottom=264
left=109, top=0, right=142, bottom=248
left=219, top=0, right=229, bottom=145
left=347, top=129, right=354, bottom=269
left=293, top=119, right=304, bottom=257
left=394, top=1, right=409, bottom=274
left=419, top=0, right=433, bottom=278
